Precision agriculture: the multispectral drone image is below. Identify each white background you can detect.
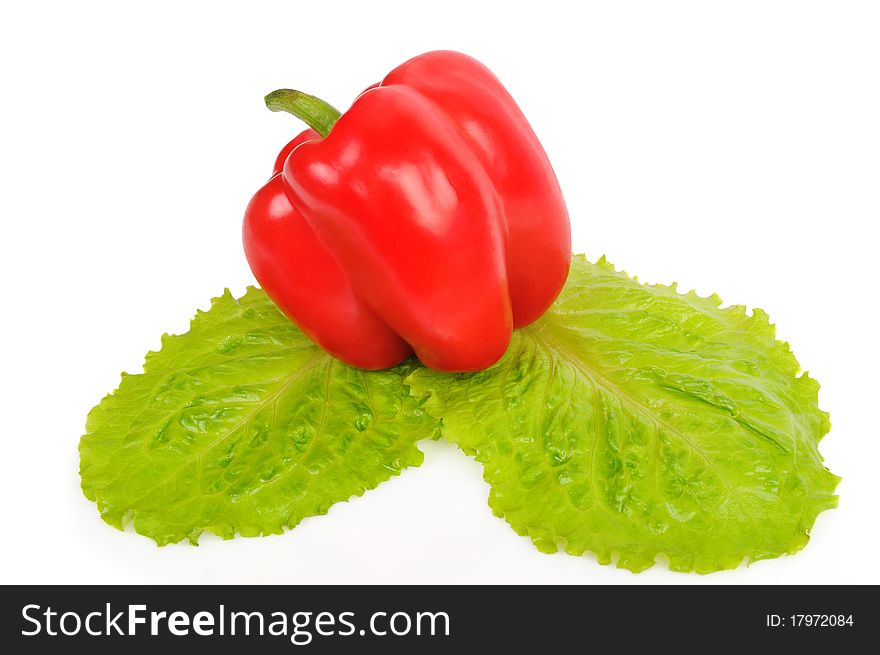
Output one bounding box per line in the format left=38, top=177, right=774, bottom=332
left=1, top=0, right=877, bottom=584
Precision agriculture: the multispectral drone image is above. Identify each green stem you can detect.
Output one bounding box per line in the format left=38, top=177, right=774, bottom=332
left=264, top=89, right=341, bottom=137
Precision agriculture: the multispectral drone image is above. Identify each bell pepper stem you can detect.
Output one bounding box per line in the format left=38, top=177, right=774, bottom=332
left=264, top=89, right=341, bottom=138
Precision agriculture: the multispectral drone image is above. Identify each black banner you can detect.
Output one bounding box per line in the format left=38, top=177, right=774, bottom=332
left=1, top=585, right=872, bottom=652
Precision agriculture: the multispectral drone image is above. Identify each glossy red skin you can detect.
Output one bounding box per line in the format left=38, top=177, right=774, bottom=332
left=244, top=130, right=412, bottom=368
left=383, top=53, right=571, bottom=327
left=244, top=51, right=570, bottom=372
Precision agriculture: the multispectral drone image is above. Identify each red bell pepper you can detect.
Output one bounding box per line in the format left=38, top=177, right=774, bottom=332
left=243, top=51, right=570, bottom=371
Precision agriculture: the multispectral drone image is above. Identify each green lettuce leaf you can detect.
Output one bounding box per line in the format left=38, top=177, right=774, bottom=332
left=407, top=256, right=839, bottom=573
left=79, top=288, right=438, bottom=545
